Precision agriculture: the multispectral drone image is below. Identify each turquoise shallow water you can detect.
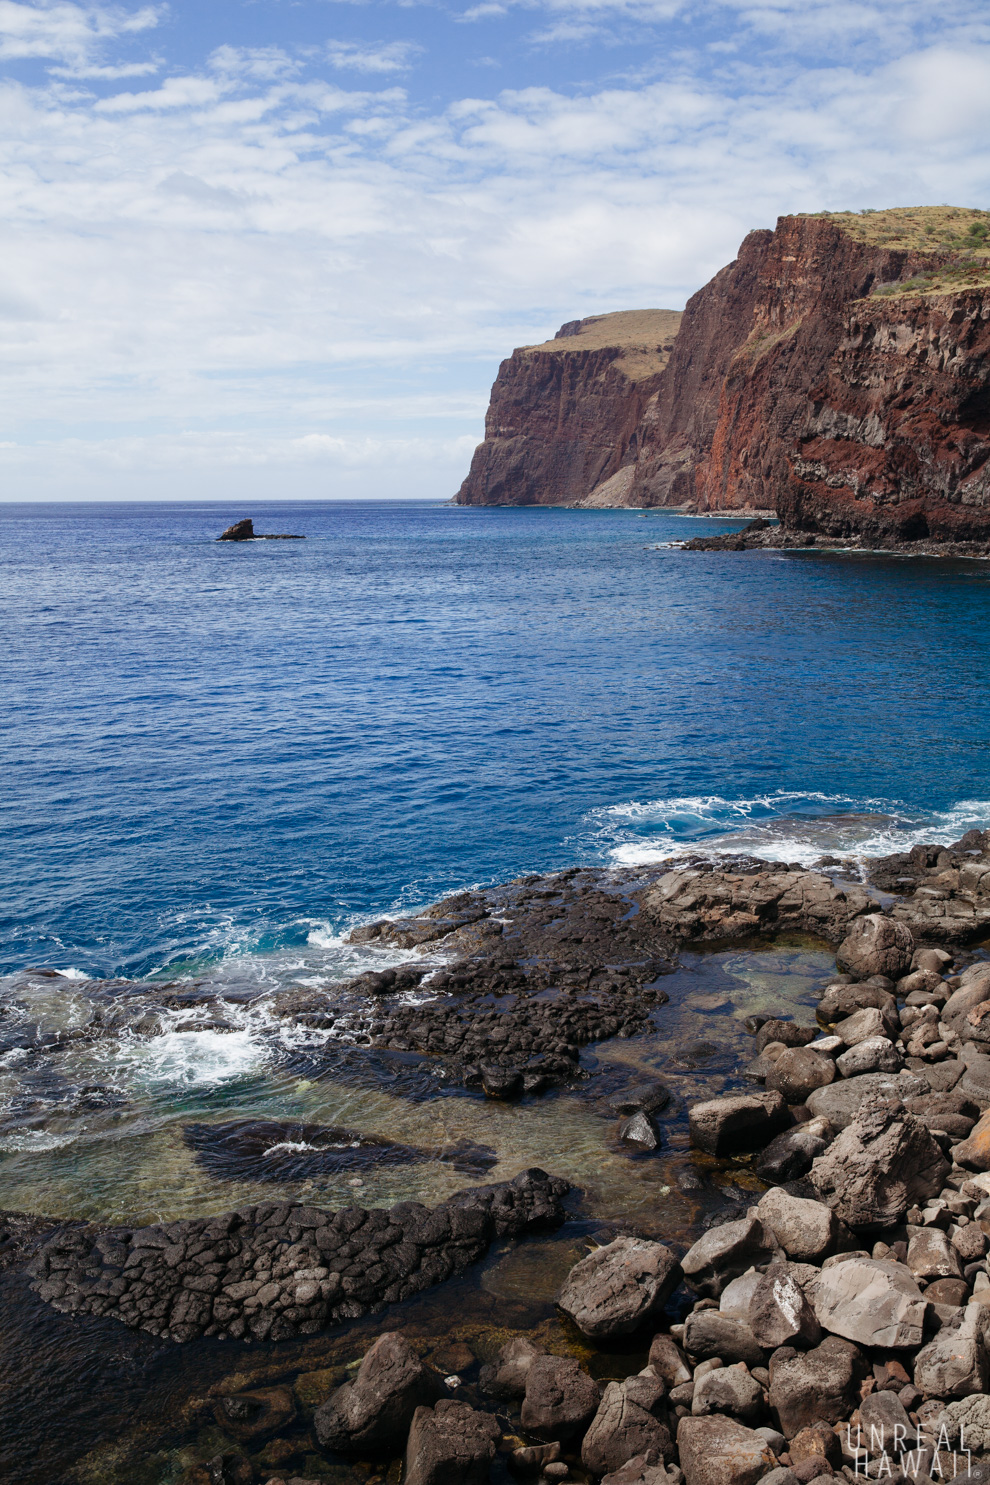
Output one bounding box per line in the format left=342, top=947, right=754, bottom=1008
left=3, top=498, right=990, bottom=986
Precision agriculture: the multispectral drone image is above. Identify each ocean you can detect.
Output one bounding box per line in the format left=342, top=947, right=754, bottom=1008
left=3, top=498, right=990, bottom=991
left=3, top=498, right=990, bottom=1481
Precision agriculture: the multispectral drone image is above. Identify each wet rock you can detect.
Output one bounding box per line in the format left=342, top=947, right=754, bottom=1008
left=681, top=1218, right=778, bottom=1299
left=690, top=1365, right=763, bottom=1423
left=676, top=1415, right=775, bottom=1485
left=755, top=1190, right=839, bottom=1264
left=810, top=1258, right=926, bottom=1348
left=314, top=1332, right=443, bottom=1451
left=648, top=1334, right=692, bottom=1388
left=508, top=1442, right=561, bottom=1476
left=184, top=1119, right=497, bottom=1181
left=747, top=1265, right=821, bottom=1350
left=214, top=1387, right=295, bottom=1440
left=582, top=1373, right=674, bottom=1475
left=483, top=1337, right=541, bottom=1399
left=481, top=1065, right=523, bottom=1101
left=682, top=1310, right=766, bottom=1367
left=834, top=1038, right=902, bottom=1078
left=767, top=1336, right=864, bottom=1437
left=809, top=1096, right=950, bottom=1227
left=28, top=1168, right=568, bottom=1342
left=557, top=1236, right=682, bottom=1340
left=608, top=1081, right=672, bottom=1117
left=404, top=1399, right=501, bottom=1485
left=688, top=1092, right=789, bottom=1157
left=218, top=518, right=257, bottom=540
left=520, top=1354, right=602, bottom=1440
left=906, top=1227, right=964, bottom=1280
left=754, top=1123, right=832, bottom=1184
left=836, top=916, right=914, bottom=981
left=754, top=1022, right=818, bottom=1055
left=620, top=1112, right=661, bottom=1151
left=765, top=1049, right=835, bottom=1104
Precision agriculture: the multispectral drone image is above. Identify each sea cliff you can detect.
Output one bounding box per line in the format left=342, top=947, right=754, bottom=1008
left=457, top=207, right=990, bottom=542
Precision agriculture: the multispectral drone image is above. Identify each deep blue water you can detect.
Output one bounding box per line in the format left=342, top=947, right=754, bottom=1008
left=3, top=499, right=990, bottom=983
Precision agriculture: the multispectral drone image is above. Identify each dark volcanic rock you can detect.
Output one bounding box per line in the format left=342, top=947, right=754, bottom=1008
left=218, top=518, right=304, bottom=541
left=183, top=1119, right=497, bottom=1181
left=404, top=1399, right=502, bottom=1485
left=809, top=1096, right=950, bottom=1227
left=557, top=1236, right=682, bottom=1339
left=315, top=1332, right=443, bottom=1452
left=27, top=1168, right=568, bottom=1342
left=520, top=1354, right=602, bottom=1440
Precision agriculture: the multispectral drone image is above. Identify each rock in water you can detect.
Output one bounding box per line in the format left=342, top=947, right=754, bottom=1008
left=557, top=1235, right=682, bottom=1339
left=314, top=1332, right=443, bottom=1451
left=218, top=518, right=257, bottom=540
left=404, top=1399, right=502, bottom=1485
left=217, top=517, right=305, bottom=541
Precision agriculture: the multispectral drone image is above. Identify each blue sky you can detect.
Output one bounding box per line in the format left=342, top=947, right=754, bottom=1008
left=1, top=0, right=989, bottom=500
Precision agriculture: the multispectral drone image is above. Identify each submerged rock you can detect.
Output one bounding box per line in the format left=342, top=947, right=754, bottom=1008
left=183, top=1118, right=498, bottom=1181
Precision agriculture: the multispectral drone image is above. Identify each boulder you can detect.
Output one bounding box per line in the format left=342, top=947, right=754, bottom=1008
left=508, top=1443, right=560, bottom=1476
left=809, top=1259, right=926, bottom=1348
left=755, top=1021, right=818, bottom=1055
left=755, top=1190, right=839, bottom=1264
left=953, top=1112, right=990, bottom=1170
left=959, top=1048, right=990, bottom=1107
left=582, top=1373, right=673, bottom=1475
left=648, top=1334, right=692, bottom=1388
left=601, top=1453, right=676, bottom=1485
left=688, top=1092, right=789, bottom=1157
left=754, top=1123, right=831, bottom=1184
left=931, top=1395, right=990, bottom=1449
left=620, top=1112, right=661, bottom=1151
left=835, top=1037, right=903, bottom=1078
left=691, top=1365, right=764, bottom=1423
left=218, top=518, right=257, bottom=541
left=836, top=915, right=913, bottom=980
left=788, top=1421, right=841, bottom=1467
left=906, top=1227, right=964, bottom=1280
left=817, top=983, right=898, bottom=1030
left=682, top=1310, right=765, bottom=1367
left=483, top=1337, right=541, bottom=1399
left=833, top=1007, right=890, bottom=1047
left=676, top=1415, right=774, bottom=1485
left=520, top=1354, right=601, bottom=1440
left=314, top=1332, right=443, bottom=1451
left=557, top=1237, right=682, bottom=1340
left=765, top=1049, right=836, bottom=1103
left=806, top=1072, right=928, bottom=1130
left=747, top=1266, right=821, bottom=1350
left=719, top=1271, right=762, bottom=1322
left=767, top=1336, right=864, bottom=1438
left=404, top=1400, right=502, bottom=1485
left=809, top=1097, right=949, bottom=1227
left=681, top=1219, right=778, bottom=1299
left=858, top=1389, right=913, bottom=1450
left=913, top=1304, right=989, bottom=1399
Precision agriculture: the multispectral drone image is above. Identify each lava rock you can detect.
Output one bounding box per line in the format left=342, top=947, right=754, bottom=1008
left=809, top=1259, right=926, bottom=1348
left=768, top=1336, right=864, bottom=1437
left=754, top=1122, right=832, bottom=1183
left=648, top=1334, right=693, bottom=1388
left=682, top=1310, right=766, bottom=1367
left=688, top=1092, right=789, bottom=1157
left=404, top=1399, right=502, bottom=1485
left=314, top=1332, right=443, bottom=1451
left=557, top=1236, right=682, bottom=1340
left=681, top=1218, right=778, bottom=1299
left=582, top=1373, right=673, bottom=1475
left=765, top=1049, right=836, bottom=1103
left=747, top=1264, right=821, bottom=1350
left=755, top=1189, right=840, bottom=1264
left=676, top=1415, right=775, bottom=1485
left=809, top=1096, right=949, bottom=1227
left=520, top=1354, right=602, bottom=1440
left=835, top=916, right=914, bottom=981
left=690, top=1365, right=763, bottom=1424
left=913, top=1304, right=989, bottom=1398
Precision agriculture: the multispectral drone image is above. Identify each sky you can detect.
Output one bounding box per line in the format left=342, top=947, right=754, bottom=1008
left=0, top=1, right=989, bottom=501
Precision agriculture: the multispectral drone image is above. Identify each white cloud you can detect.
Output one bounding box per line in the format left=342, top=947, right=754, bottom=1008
left=0, top=0, right=158, bottom=65
left=0, top=2, right=989, bottom=498
left=325, top=39, right=423, bottom=73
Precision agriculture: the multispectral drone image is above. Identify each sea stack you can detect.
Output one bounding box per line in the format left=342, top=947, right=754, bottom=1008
left=217, top=518, right=305, bottom=541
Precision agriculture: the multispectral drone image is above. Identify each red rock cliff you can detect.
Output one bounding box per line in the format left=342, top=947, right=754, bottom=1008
left=457, top=208, right=990, bottom=539
left=455, top=310, right=681, bottom=507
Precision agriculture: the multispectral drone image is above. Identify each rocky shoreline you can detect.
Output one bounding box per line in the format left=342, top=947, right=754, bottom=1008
left=676, top=519, right=990, bottom=562
left=11, top=832, right=990, bottom=1484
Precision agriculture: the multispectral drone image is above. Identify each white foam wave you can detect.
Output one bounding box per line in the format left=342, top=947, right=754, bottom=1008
left=118, top=1026, right=268, bottom=1089
left=0, top=1130, right=76, bottom=1153
left=582, top=793, right=990, bottom=870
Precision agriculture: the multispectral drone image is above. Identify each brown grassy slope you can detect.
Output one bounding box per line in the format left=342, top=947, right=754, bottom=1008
left=521, top=308, right=683, bottom=381
left=801, top=206, right=990, bottom=297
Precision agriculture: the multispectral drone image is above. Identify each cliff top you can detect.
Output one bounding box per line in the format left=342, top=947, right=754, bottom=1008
left=800, top=204, right=990, bottom=254
left=521, top=308, right=683, bottom=381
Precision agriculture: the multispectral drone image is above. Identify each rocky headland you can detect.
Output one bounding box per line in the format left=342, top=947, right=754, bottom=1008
left=13, top=830, right=990, bottom=1483
left=456, top=206, right=990, bottom=548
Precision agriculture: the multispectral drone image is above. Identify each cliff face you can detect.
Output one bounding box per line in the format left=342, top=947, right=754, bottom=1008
left=457, top=208, right=990, bottom=539
left=455, top=310, right=681, bottom=507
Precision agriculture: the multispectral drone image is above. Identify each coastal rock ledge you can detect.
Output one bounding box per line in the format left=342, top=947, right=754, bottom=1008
left=26, top=1169, right=567, bottom=1343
